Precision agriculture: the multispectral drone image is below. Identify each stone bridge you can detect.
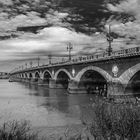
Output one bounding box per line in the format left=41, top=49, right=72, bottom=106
left=9, top=47, right=140, bottom=98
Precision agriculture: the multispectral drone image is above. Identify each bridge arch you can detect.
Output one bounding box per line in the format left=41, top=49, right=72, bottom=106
left=75, top=66, right=112, bottom=95
left=119, top=63, right=140, bottom=86
left=119, top=63, right=140, bottom=95
left=42, top=70, right=52, bottom=79
left=42, top=70, right=52, bottom=84
left=54, top=69, right=72, bottom=80
left=54, top=69, right=72, bottom=89
left=75, top=66, right=112, bottom=82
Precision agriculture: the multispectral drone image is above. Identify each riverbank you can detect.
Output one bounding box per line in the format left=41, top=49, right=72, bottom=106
left=1, top=97, right=140, bottom=140
left=34, top=124, right=84, bottom=140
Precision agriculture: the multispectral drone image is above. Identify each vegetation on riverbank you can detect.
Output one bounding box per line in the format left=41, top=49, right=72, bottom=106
left=87, top=97, right=140, bottom=140
left=0, top=120, right=43, bottom=140
left=1, top=97, right=140, bottom=140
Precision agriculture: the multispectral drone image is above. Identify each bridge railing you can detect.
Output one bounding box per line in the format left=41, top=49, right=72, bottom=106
left=11, top=46, right=140, bottom=74
left=112, top=46, right=139, bottom=57
left=71, top=46, right=140, bottom=63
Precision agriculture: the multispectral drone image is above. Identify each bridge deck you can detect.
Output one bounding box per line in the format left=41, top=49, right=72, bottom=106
left=11, top=46, right=140, bottom=74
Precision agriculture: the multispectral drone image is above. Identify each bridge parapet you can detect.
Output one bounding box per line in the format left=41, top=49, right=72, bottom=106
left=10, top=46, right=140, bottom=75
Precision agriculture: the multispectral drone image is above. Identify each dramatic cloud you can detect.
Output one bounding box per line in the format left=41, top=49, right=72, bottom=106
left=107, top=0, right=140, bottom=20
left=106, top=0, right=140, bottom=47
left=0, top=0, right=140, bottom=72
left=0, top=27, right=94, bottom=57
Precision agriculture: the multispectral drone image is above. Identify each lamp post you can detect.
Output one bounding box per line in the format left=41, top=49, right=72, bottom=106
left=67, top=42, right=73, bottom=61
left=48, top=54, right=52, bottom=65
left=106, top=25, right=113, bottom=56
left=37, top=56, right=40, bottom=67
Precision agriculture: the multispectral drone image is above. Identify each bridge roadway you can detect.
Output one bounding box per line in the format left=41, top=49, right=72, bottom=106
left=10, top=46, right=140, bottom=98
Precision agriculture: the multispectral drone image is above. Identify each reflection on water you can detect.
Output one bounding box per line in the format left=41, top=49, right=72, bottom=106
left=0, top=80, right=95, bottom=127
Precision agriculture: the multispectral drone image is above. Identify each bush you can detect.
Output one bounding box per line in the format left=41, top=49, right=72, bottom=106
left=0, top=120, right=42, bottom=140
left=89, top=99, right=140, bottom=140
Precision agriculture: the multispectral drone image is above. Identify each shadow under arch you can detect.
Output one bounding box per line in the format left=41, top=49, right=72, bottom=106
left=34, top=71, right=40, bottom=82
left=42, top=70, right=52, bottom=84
left=19, top=74, right=22, bottom=78
left=54, top=69, right=72, bottom=89
left=29, top=73, right=33, bottom=81
left=24, top=73, right=28, bottom=79
left=75, top=66, right=113, bottom=96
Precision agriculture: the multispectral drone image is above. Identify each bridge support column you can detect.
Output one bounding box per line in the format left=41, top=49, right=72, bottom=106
left=49, top=79, right=56, bottom=88
left=21, top=78, right=26, bottom=82
left=29, top=73, right=37, bottom=84
left=107, top=80, right=125, bottom=99
left=38, top=78, right=43, bottom=83
left=30, top=78, right=36, bottom=83
left=25, top=78, right=30, bottom=83
left=68, top=80, right=87, bottom=94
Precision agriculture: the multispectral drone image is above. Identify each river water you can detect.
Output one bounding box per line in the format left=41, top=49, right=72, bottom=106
left=0, top=79, right=95, bottom=128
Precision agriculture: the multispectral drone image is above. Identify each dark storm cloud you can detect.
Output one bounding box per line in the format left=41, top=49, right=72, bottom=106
left=56, top=0, right=135, bottom=34
left=0, top=0, right=134, bottom=35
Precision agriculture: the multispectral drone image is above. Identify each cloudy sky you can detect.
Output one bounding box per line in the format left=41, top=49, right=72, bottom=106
left=0, top=0, right=140, bottom=72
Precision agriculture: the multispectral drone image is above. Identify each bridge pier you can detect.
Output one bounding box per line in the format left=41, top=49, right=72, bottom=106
left=38, top=78, right=50, bottom=86
left=68, top=80, right=87, bottom=94
left=16, top=78, right=23, bottom=82
left=30, top=78, right=37, bottom=84
left=38, top=78, right=44, bottom=85
left=25, top=78, right=30, bottom=83
left=49, top=78, right=69, bottom=89
left=49, top=79, right=56, bottom=88
left=107, top=80, right=126, bottom=99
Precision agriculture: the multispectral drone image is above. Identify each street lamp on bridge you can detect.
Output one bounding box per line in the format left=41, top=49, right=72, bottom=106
left=48, top=54, right=52, bottom=65
left=106, top=25, right=113, bottom=56
left=37, top=56, right=40, bottom=67
left=67, top=42, right=73, bottom=61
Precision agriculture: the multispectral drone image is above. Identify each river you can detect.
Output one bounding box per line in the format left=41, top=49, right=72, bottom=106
left=0, top=79, right=95, bottom=129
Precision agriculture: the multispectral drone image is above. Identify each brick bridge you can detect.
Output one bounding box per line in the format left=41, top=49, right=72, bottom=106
left=9, top=47, right=140, bottom=98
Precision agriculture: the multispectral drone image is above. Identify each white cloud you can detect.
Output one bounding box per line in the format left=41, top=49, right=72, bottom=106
left=0, top=27, right=106, bottom=63
left=107, top=0, right=140, bottom=21
left=105, top=0, right=140, bottom=48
